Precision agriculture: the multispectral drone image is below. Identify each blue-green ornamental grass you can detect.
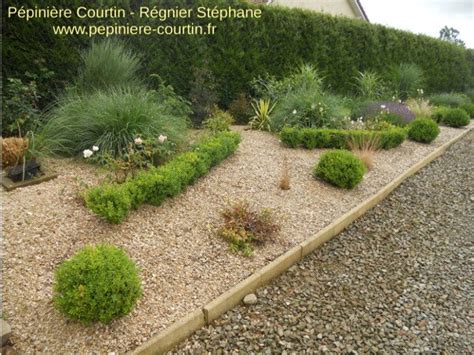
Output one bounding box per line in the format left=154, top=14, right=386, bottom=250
left=76, top=39, right=142, bottom=93
left=314, top=150, right=366, bottom=189
left=40, top=87, right=189, bottom=159
left=408, top=118, right=440, bottom=143
left=38, top=39, right=191, bottom=161
left=53, top=244, right=142, bottom=325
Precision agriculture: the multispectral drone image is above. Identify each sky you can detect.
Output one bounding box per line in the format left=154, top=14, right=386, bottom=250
left=362, top=0, right=474, bottom=48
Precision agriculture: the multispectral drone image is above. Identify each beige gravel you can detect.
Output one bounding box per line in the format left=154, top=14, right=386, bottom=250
left=1, top=123, right=472, bottom=353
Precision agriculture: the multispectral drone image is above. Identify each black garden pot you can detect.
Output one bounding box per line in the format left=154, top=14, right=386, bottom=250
left=7, top=159, right=41, bottom=182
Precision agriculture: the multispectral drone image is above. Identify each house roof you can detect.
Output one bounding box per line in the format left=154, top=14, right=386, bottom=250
left=262, top=0, right=369, bottom=22
left=353, top=0, right=369, bottom=22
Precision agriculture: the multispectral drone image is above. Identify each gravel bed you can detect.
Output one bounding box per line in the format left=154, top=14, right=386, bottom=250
left=174, top=130, right=474, bottom=354
left=1, top=124, right=472, bottom=353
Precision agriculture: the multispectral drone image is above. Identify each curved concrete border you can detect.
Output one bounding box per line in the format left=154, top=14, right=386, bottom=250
left=130, top=125, right=473, bottom=355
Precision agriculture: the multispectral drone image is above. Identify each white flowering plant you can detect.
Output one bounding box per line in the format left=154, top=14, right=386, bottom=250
left=342, top=114, right=393, bottom=131
left=281, top=99, right=344, bottom=129
left=83, top=134, right=175, bottom=183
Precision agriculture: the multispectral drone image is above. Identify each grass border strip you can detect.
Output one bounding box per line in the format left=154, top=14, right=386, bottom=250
left=130, top=125, right=472, bottom=355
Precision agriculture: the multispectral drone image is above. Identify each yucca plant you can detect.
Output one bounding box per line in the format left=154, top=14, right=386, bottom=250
left=249, top=99, right=276, bottom=131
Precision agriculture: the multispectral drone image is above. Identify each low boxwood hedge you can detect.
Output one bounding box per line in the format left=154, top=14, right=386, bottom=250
left=86, top=131, right=241, bottom=223
left=280, top=127, right=407, bottom=150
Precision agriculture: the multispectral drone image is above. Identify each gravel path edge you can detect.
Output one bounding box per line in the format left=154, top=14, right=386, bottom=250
left=129, top=124, right=473, bottom=355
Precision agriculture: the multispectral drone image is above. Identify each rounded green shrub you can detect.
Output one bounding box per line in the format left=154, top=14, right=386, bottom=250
left=408, top=118, right=440, bottom=143
left=441, top=108, right=470, bottom=127
left=314, top=150, right=366, bottom=189
left=460, top=103, right=474, bottom=118
left=431, top=106, right=450, bottom=123
left=53, top=244, right=142, bottom=324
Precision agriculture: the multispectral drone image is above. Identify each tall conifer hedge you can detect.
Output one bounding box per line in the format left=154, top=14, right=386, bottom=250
left=2, top=0, right=473, bottom=108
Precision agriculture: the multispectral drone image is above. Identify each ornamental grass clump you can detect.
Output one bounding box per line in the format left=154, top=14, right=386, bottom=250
left=271, top=92, right=346, bottom=131
left=406, top=98, right=433, bottom=118
left=279, top=156, right=291, bottom=190
left=75, top=39, right=142, bottom=93
left=252, top=64, right=346, bottom=131
left=40, top=87, right=188, bottom=159
left=218, top=201, right=280, bottom=257
left=314, top=150, right=366, bottom=189
left=408, top=118, right=440, bottom=143
left=353, top=70, right=385, bottom=100
left=388, top=63, right=424, bottom=100
left=39, top=40, right=190, bottom=162
left=347, top=134, right=381, bottom=171
left=53, top=244, right=142, bottom=324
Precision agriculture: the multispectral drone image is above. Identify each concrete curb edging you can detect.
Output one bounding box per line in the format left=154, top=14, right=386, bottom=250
left=131, top=126, right=472, bottom=355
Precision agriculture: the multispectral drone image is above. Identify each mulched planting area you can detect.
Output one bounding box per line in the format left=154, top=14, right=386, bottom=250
left=174, top=130, right=474, bottom=354
left=1, top=124, right=472, bottom=353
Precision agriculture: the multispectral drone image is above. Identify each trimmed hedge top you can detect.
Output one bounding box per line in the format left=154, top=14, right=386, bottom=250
left=85, top=131, right=241, bottom=223
left=280, top=127, right=407, bottom=150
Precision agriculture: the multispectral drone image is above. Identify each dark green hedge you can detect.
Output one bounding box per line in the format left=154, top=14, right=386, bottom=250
left=85, top=131, right=241, bottom=223
left=3, top=0, right=473, bottom=108
left=280, top=127, right=407, bottom=150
